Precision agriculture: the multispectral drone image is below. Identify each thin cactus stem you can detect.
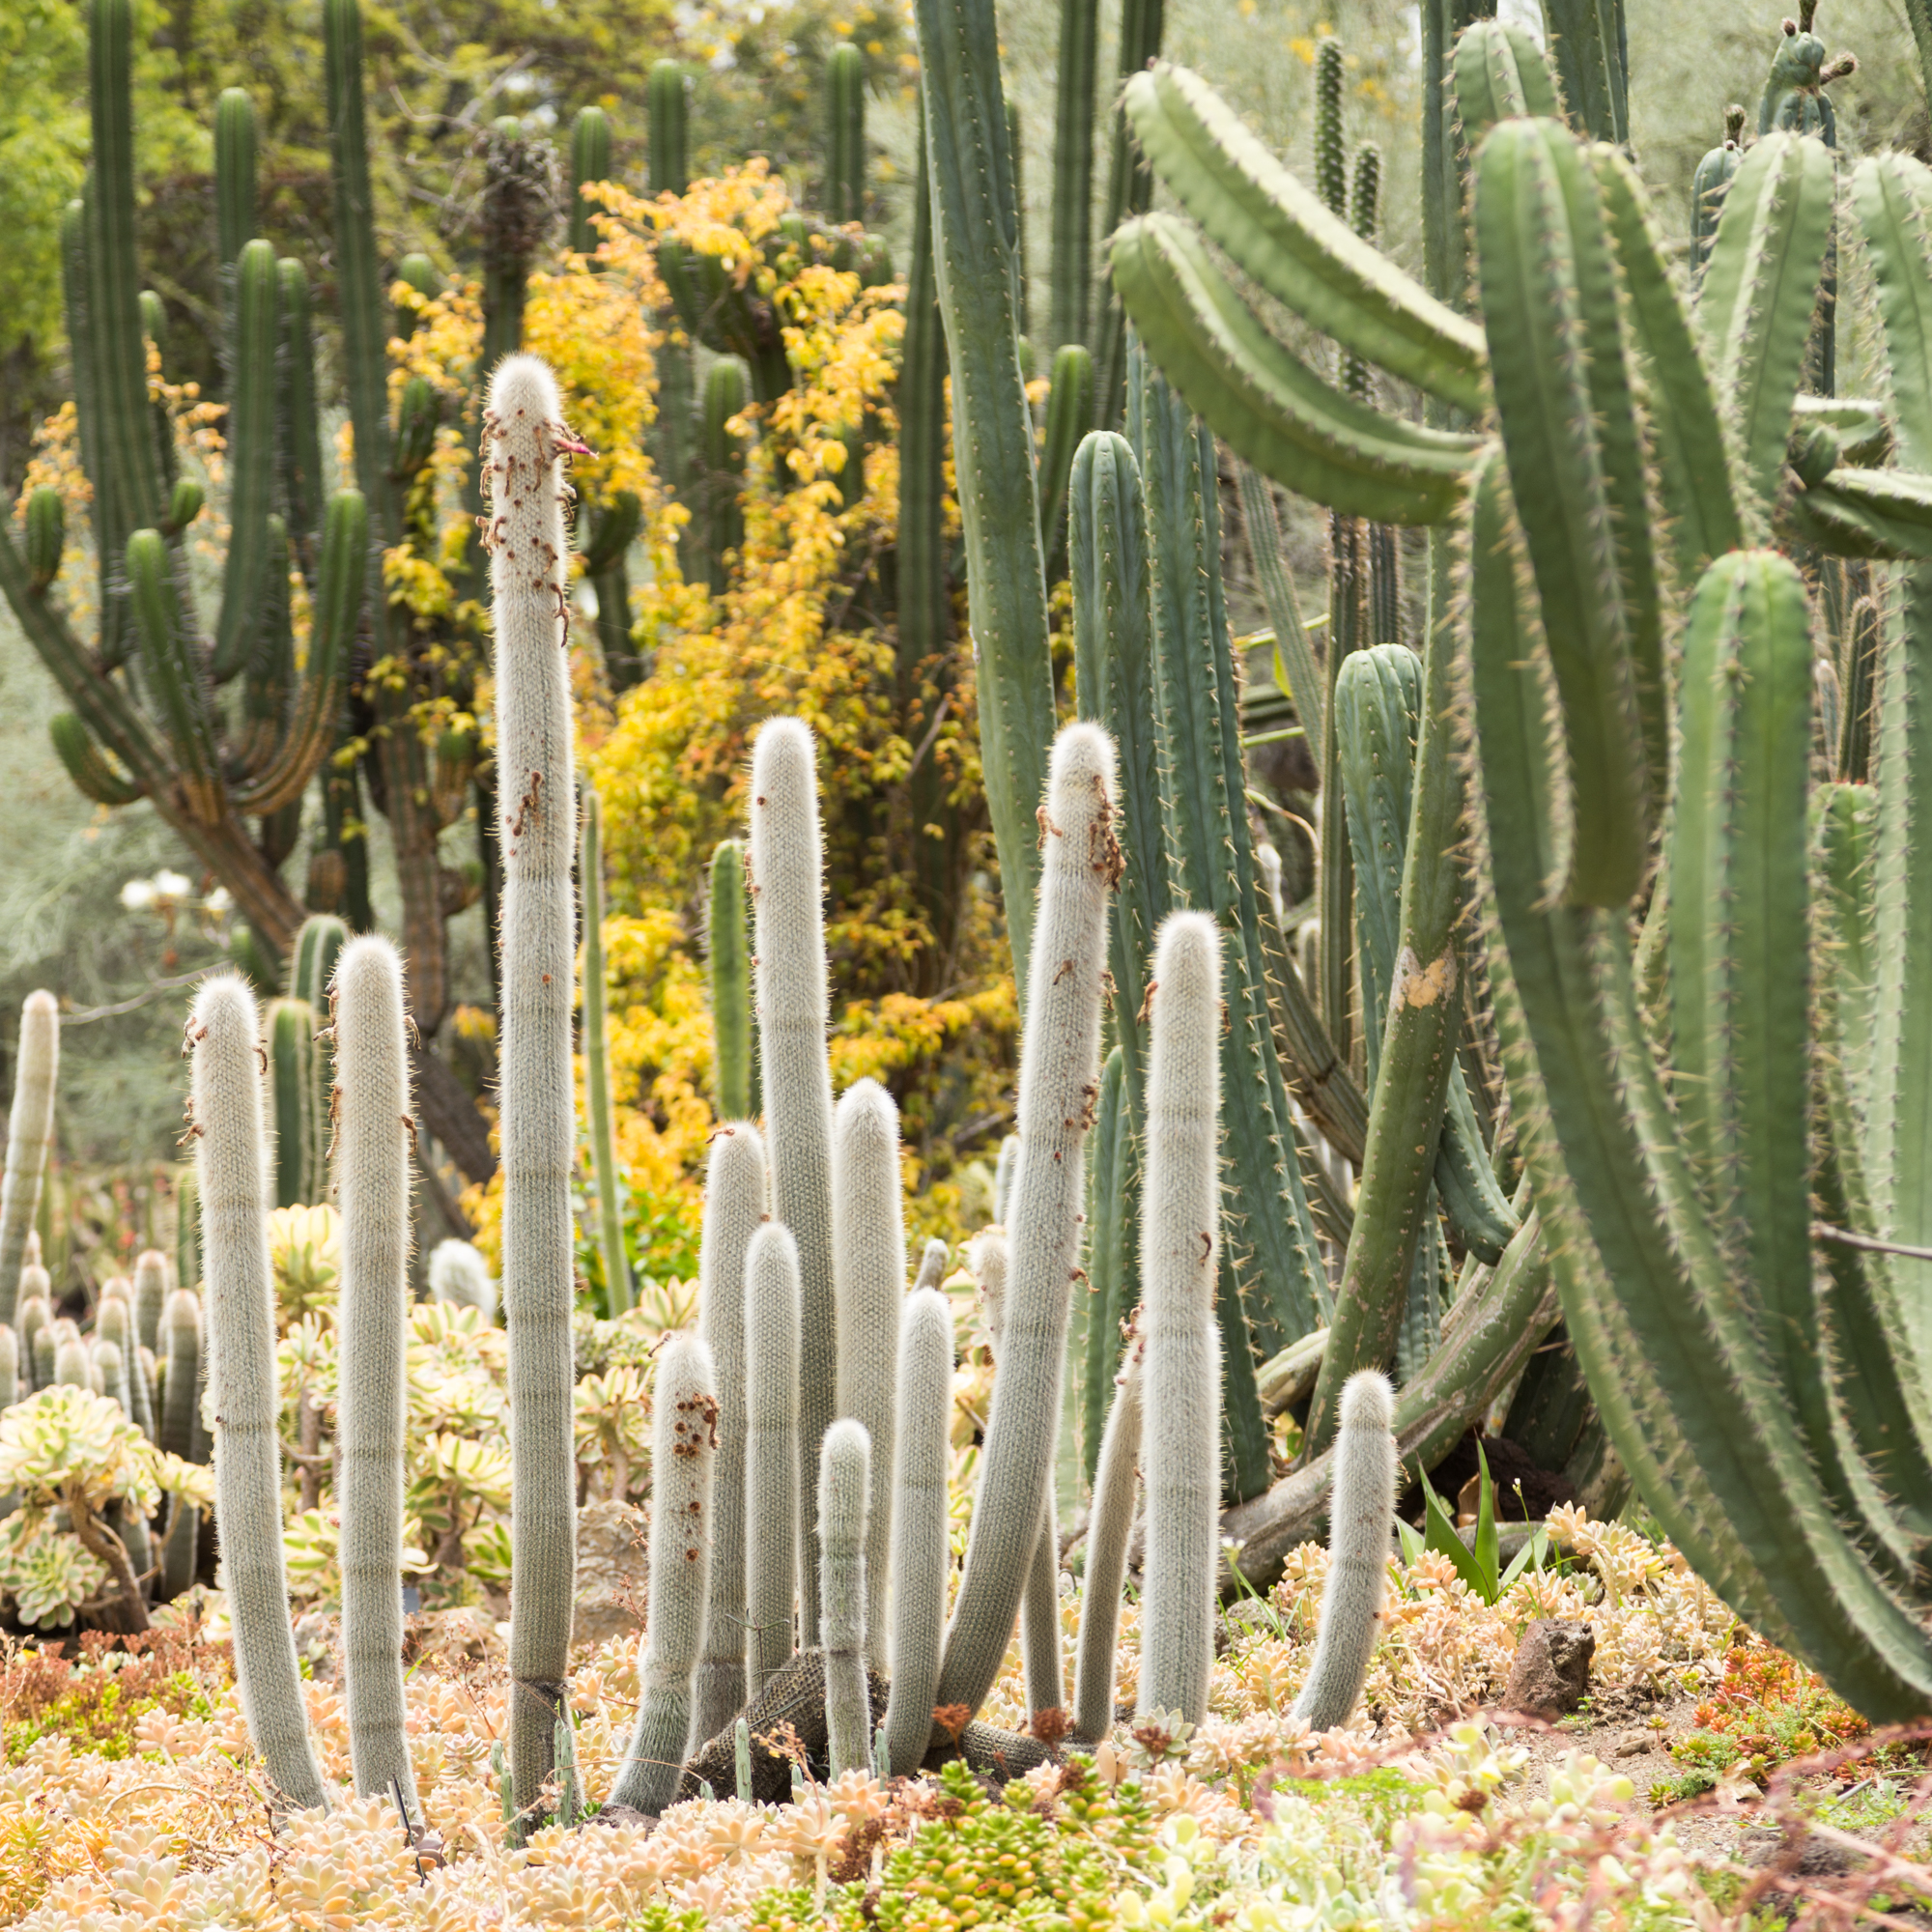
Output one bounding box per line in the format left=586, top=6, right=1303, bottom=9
left=707, top=841, right=755, bottom=1122
left=817, top=1417, right=872, bottom=1777
left=131, top=1248, right=167, bottom=1359
left=1049, top=0, right=1100, bottom=352
left=745, top=1223, right=803, bottom=1695
left=1072, top=1320, right=1144, bottom=1741
left=827, top=43, right=867, bottom=225
left=581, top=789, right=633, bottom=1316
left=0, top=993, right=58, bottom=1328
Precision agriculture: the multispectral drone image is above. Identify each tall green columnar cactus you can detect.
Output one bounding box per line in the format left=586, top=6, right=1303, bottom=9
left=914, top=0, right=1056, bottom=997
left=1541, top=0, right=1628, bottom=144
left=1038, top=346, right=1095, bottom=568
left=693, top=1122, right=767, bottom=1746
left=649, top=61, right=691, bottom=196
left=1079, top=1044, right=1134, bottom=1480
left=749, top=719, right=838, bottom=1644
left=827, top=43, right=867, bottom=224
left=707, top=841, right=756, bottom=1122
left=98, top=1296, right=154, bottom=1442
left=832, top=1080, right=902, bottom=1640
left=817, top=1417, right=872, bottom=1777
left=1094, top=0, right=1167, bottom=422
left=291, top=915, right=350, bottom=1009
left=1071, top=1318, right=1141, bottom=1741
left=190, top=976, right=328, bottom=1811
left=485, top=355, right=582, bottom=1816
left=702, top=357, right=751, bottom=595
left=568, top=104, right=611, bottom=257
left=745, top=1223, right=803, bottom=1694
left=879, top=1285, right=952, bottom=1776
left=265, top=999, right=325, bottom=1210
left=329, top=937, right=417, bottom=1813
left=581, top=791, right=634, bottom=1317
left=131, top=1249, right=167, bottom=1361
left=1136, top=914, right=1222, bottom=1726
left=933, top=724, right=1116, bottom=1722
left=610, top=1334, right=718, bottom=1816
left=1291, top=1371, right=1396, bottom=1728
left=0, top=993, right=58, bottom=1327
left=1690, top=106, right=1747, bottom=283
left=158, top=1288, right=201, bottom=1463
left=1049, top=0, right=1100, bottom=354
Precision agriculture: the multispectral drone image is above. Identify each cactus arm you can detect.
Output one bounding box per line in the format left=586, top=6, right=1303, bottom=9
left=934, top=725, right=1115, bottom=1719
left=211, top=242, right=279, bottom=684
left=1451, top=19, right=1561, bottom=143
left=581, top=791, right=633, bottom=1317
left=1071, top=1324, right=1141, bottom=1741
left=693, top=1123, right=767, bottom=1747
left=266, top=1000, right=321, bottom=1210
left=610, top=1334, right=718, bottom=1816
left=816, top=1418, right=871, bottom=1777
left=568, top=105, right=611, bottom=257
left=192, top=977, right=330, bottom=1809
left=1020, top=1492, right=1064, bottom=1719
left=1048, top=0, right=1099, bottom=353
left=701, top=357, right=749, bottom=594
left=914, top=0, right=1055, bottom=997
left=330, top=938, right=417, bottom=1811
left=59, top=197, right=122, bottom=666
left=158, top=1289, right=201, bottom=1463
left=1237, top=464, right=1326, bottom=760
left=125, top=530, right=224, bottom=824
left=1112, top=216, right=1482, bottom=526
left=897, top=103, right=951, bottom=698
left=1255, top=895, right=1369, bottom=1169
left=1093, top=0, right=1165, bottom=423
left=0, top=995, right=59, bottom=1329
left=50, top=711, right=143, bottom=807
left=707, top=842, right=754, bottom=1122
left=1783, top=471, right=1932, bottom=560
left=1038, top=346, right=1095, bottom=561
left=745, top=1225, right=803, bottom=1696
left=487, top=356, right=580, bottom=1820
left=648, top=62, right=690, bottom=196
left=1540, top=0, right=1627, bottom=142
left=748, top=720, right=838, bottom=1644
left=828, top=44, right=867, bottom=224
left=1854, top=156, right=1932, bottom=471
left=1137, top=915, right=1224, bottom=1725
left=131, top=1250, right=167, bottom=1364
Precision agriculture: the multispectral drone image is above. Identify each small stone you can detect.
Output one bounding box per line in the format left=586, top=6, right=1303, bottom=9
left=1502, top=1618, right=1595, bottom=1719
left=1612, top=1734, right=1651, bottom=1757
left=573, top=1498, right=650, bottom=1649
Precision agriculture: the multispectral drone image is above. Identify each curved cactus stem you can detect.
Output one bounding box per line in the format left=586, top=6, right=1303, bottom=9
left=1541, top=0, right=1629, bottom=143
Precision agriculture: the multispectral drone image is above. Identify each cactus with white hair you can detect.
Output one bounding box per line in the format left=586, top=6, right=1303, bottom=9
left=745, top=1222, right=803, bottom=1694
left=817, top=1417, right=872, bottom=1776
left=428, top=1238, right=498, bottom=1318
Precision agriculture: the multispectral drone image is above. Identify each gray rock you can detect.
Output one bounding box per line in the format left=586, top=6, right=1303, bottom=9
left=1502, top=1618, right=1595, bottom=1719
left=573, top=1498, right=650, bottom=1649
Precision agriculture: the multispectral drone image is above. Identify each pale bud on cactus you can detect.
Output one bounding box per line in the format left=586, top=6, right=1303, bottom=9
left=1074, top=1319, right=1144, bottom=1742
left=1138, top=913, right=1224, bottom=1727
left=749, top=717, right=837, bottom=1644
left=1292, top=1370, right=1397, bottom=1730
left=190, top=974, right=328, bottom=1811
left=0, top=992, right=59, bottom=1328
left=817, top=1417, right=871, bottom=1777
left=609, top=1333, right=718, bottom=1816
left=131, top=1249, right=169, bottom=1357
left=487, top=353, right=582, bottom=1818
left=428, top=1238, right=498, bottom=1318
left=745, top=1222, right=803, bottom=1694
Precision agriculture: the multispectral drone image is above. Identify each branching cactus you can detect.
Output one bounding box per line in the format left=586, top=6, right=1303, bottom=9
left=745, top=1222, right=803, bottom=1693
left=1137, top=913, right=1224, bottom=1727
left=609, top=1333, right=718, bottom=1817
left=1073, top=1317, right=1143, bottom=1742
left=1292, top=1370, right=1396, bottom=1729
left=749, top=718, right=837, bottom=1643
left=935, top=723, right=1119, bottom=1719
left=832, top=1078, right=903, bottom=1639
left=0, top=992, right=59, bottom=1327
left=484, top=353, right=583, bottom=1817
left=694, top=1122, right=769, bottom=1745
left=880, top=1285, right=953, bottom=1776
left=427, top=1239, right=498, bottom=1318
left=329, top=936, right=417, bottom=1812
left=189, top=975, right=329, bottom=1811
left=817, top=1417, right=872, bottom=1777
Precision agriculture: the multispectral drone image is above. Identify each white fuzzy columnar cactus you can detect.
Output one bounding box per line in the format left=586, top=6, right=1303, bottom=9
left=1073, top=1321, right=1144, bottom=1742
left=936, top=723, right=1119, bottom=1717
left=131, top=1250, right=168, bottom=1358
left=158, top=1288, right=201, bottom=1462
left=745, top=1222, right=803, bottom=1693
left=693, top=1122, right=769, bottom=1746
left=189, top=975, right=328, bottom=1811
left=0, top=991, right=58, bottom=1327
left=817, top=1417, right=872, bottom=1777
left=329, top=936, right=418, bottom=1812
left=832, top=1078, right=903, bottom=1641
left=880, top=1286, right=952, bottom=1776
left=1137, top=913, right=1225, bottom=1727
left=748, top=717, right=838, bottom=1644
left=485, top=352, right=582, bottom=1815
left=427, top=1238, right=498, bottom=1317
left=1293, top=1370, right=1398, bottom=1730
left=609, top=1333, right=718, bottom=1816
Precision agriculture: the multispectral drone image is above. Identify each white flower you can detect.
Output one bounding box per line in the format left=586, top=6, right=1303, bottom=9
left=120, top=879, right=156, bottom=910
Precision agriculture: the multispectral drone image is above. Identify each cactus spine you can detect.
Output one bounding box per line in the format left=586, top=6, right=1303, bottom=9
left=486, top=354, right=582, bottom=1817
left=693, top=1122, right=769, bottom=1746
left=708, top=841, right=755, bottom=1122
left=817, top=1417, right=872, bottom=1777
left=1073, top=1321, right=1143, bottom=1741
left=329, top=936, right=416, bottom=1811
left=934, top=724, right=1117, bottom=1719
left=1136, top=914, right=1223, bottom=1726
left=581, top=789, right=633, bottom=1316
left=1291, top=1371, right=1396, bottom=1729
left=745, top=1222, right=803, bottom=1694
left=0, top=992, right=59, bottom=1328
left=610, top=1333, right=718, bottom=1816
left=191, top=975, right=328, bottom=1811
left=749, top=719, right=838, bottom=1643
left=880, top=1285, right=952, bottom=1775
left=832, top=1079, right=903, bottom=1640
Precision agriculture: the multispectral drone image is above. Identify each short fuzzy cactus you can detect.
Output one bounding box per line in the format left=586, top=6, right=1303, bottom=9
left=745, top=1222, right=803, bottom=1694
left=131, top=1249, right=168, bottom=1359
left=1292, top=1370, right=1397, bottom=1729
left=832, top=1078, right=903, bottom=1640
left=0, top=992, right=59, bottom=1328
left=189, top=974, right=328, bottom=1811
left=485, top=352, right=583, bottom=1816
left=427, top=1239, right=498, bottom=1318
left=329, top=935, right=418, bottom=1811
left=817, top=1417, right=872, bottom=1777
left=1138, top=913, right=1225, bottom=1727
left=749, top=718, right=838, bottom=1644
left=609, top=1333, right=718, bottom=1816
left=158, top=1289, right=202, bottom=1463
left=1073, top=1319, right=1144, bottom=1742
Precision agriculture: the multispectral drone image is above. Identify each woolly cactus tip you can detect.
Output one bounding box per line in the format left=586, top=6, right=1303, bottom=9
left=21, top=989, right=57, bottom=1026
left=331, top=931, right=407, bottom=1008
left=1151, top=910, right=1221, bottom=1006
left=750, top=714, right=819, bottom=800
left=487, top=351, right=565, bottom=426
left=1046, top=718, right=1118, bottom=802
left=748, top=1218, right=801, bottom=1278
left=427, top=1239, right=497, bottom=1316
left=658, top=1328, right=719, bottom=1424
left=708, top=1118, right=769, bottom=1175
left=191, top=971, right=258, bottom=1045
left=818, top=1416, right=871, bottom=1538
left=836, top=1076, right=898, bottom=1144
left=1338, top=1368, right=1395, bottom=1434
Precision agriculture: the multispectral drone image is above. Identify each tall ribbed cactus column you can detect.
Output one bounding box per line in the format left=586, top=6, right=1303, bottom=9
left=190, top=976, right=328, bottom=1811
left=934, top=724, right=1118, bottom=1719
left=1137, top=914, right=1223, bottom=1726
left=817, top=1417, right=872, bottom=1777
left=745, top=1222, right=803, bottom=1693
left=749, top=719, right=837, bottom=1643
left=485, top=354, right=582, bottom=1819
left=330, top=936, right=417, bottom=1812
left=581, top=789, right=633, bottom=1316
left=0, top=992, right=59, bottom=1327
left=832, top=1078, right=903, bottom=1639
left=693, top=1122, right=768, bottom=1745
